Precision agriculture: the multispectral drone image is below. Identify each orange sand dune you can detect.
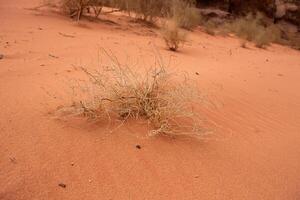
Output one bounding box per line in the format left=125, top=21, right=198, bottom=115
left=1, top=1, right=300, bottom=199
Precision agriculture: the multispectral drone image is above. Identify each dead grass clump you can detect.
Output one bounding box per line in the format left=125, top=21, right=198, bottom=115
left=75, top=49, right=200, bottom=137
left=228, top=12, right=282, bottom=48
left=161, top=21, right=187, bottom=51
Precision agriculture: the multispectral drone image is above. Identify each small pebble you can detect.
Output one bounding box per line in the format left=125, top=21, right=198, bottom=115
left=58, top=183, right=66, bottom=188
left=136, top=145, right=141, bottom=149
left=9, top=157, right=17, bottom=163
left=0, top=54, right=4, bottom=60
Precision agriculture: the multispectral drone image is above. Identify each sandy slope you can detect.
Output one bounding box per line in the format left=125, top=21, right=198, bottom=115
left=1, top=1, right=300, bottom=199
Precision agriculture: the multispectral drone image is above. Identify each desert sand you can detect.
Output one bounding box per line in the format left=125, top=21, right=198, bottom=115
left=1, top=0, right=300, bottom=199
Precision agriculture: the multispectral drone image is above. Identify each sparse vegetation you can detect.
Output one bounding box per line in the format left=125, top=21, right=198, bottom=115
left=59, top=0, right=111, bottom=20
left=45, top=0, right=299, bottom=51
left=60, top=0, right=89, bottom=20
left=288, top=34, right=300, bottom=50
left=203, top=20, right=217, bottom=36
left=161, top=21, right=187, bottom=51
left=227, top=12, right=282, bottom=48
left=134, top=0, right=168, bottom=22
left=112, top=0, right=169, bottom=22
left=60, top=0, right=201, bottom=26
left=197, top=10, right=299, bottom=50
left=168, top=0, right=200, bottom=30
left=159, top=0, right=199, bottom=51
left=65, top=49, right=201, bottom=137
left=89, top=0, right=110, bottom=18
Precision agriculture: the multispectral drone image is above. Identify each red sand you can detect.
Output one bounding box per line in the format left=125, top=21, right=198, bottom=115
left=1, top=1, right=300, bottom=199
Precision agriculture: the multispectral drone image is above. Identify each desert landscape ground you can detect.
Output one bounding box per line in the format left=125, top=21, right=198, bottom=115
left=1, top=0, right=300, bottom=199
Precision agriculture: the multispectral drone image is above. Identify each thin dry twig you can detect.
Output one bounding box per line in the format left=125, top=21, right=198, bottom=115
left=58, top=32, right=75, bottom=38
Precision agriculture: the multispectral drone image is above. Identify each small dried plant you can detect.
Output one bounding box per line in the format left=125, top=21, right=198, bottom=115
left=62, top=49, right=202, bottom=137
left=161, top=21, right=187, bottom=51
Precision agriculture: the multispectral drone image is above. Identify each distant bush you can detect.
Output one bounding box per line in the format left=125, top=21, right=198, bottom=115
left=161, top=21, right=187, bottom=51
left=112, top=0, right=169, bottom=22
left=203, top=20, right=217, bottom=35
left=60, top=0, right=90, bottom=20
left=89, top=0, right=111, bottom=18
left=111, top=0, right=200, bottom=27
left=58, top=0, right=201, bottom=29
left=228, top=12, right=282, bottom=48
left=134, top=0, right=169, bottom=22
left=282, top=32, right=300, bottom=50
left=60, top=0, right=111, bottom=20
left=169, top=0, right=200, bottom=30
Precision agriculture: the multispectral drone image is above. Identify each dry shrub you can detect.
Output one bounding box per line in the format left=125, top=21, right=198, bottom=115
left=89, top=0, right=111, bottom=18
left=228, top=12, right=282, bottom=48
left=112, top=0, right=200, bottom=26
left=161, top=21, right=187, bottom=51
left=222, top=12, right=300, bottom=50
left=59, top=0, right=111, bottom=20
left=289, top=34, right=300, bottom=50
left=133, top=0, right=168, bottom=22
left=60, top=0, right=90, bottom=20
left=56, top=0, right=200, bottom=28
left=69, top=49, right=201, bottom=137
left=279, top=32, right=300, bottom=51
left=203, top=20, right=217, bottom=36
left=112, top=0, right=169, bottom=22
left=169, top=0, right=200, bottom=30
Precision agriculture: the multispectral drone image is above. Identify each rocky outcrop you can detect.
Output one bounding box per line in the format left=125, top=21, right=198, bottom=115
left=274, top=0, right=299, bottom=27
left=198, top=8, right=230, bottom=19
left=196, top=0, right=300, bottom=28
left=275, top=0, right=298, bottom=18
